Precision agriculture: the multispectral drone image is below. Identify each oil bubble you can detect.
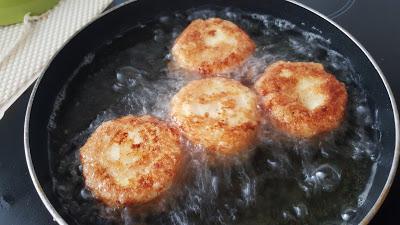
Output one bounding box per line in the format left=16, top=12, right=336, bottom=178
left=304, top=164, right=341, bottom=193
left=341, top=208, right=357, bottom=221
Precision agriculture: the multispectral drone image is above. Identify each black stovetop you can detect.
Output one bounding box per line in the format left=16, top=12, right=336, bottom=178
left=0, top=0, right=399, bottom=224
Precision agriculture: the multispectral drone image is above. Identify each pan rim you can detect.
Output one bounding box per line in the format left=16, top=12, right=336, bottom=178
left=24, top=0, right=400, bottom=224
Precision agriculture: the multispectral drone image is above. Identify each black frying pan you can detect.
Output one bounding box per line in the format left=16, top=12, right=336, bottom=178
left=24, top=0, right=399, bottom=224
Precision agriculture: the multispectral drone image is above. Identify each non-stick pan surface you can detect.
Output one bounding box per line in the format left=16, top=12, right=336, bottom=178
left=24, top=0, right=399, bottom=224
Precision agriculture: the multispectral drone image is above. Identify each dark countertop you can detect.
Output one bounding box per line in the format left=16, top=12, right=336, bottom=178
left=0, top=0, right=399, bottom=224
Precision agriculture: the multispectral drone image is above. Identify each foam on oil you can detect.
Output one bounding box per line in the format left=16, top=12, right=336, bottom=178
left=48, top=7, right=382, bottom=225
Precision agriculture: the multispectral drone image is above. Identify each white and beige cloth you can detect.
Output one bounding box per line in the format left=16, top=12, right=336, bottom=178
left=0, top=0, right=113, bottom=119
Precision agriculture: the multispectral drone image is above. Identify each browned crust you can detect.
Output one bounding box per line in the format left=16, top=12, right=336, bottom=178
left=171, top=18, right=256, bottom=76
left=80, top=115, right=182, bottom=207
left=254, top=61, right=348, bottom=138
left=170, top=77, right=260, bottom=155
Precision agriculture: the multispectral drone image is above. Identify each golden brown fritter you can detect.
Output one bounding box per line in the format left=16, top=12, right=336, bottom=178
left=80, top=115, right=182, bottom=207
left=171, top=18, right=256, bottom=76
left=170, top=77, right=259, bottom=155
left=254, top=61, right=348, bottom=138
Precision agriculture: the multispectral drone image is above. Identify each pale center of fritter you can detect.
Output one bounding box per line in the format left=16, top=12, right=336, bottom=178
left=103, top=129, right=154, bottom=187
left=180, top=84, right=253, bottom=127
left=295, top=77, right=327, bottom=110
left=279, top=69, right=293, bottom=78
left=204, top=28, right=237, bottom=47
left=107, top=129, right=143, bottom=162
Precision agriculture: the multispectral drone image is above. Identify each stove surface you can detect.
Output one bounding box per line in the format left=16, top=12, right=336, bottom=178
left=0, top=0, right=398, bottom=224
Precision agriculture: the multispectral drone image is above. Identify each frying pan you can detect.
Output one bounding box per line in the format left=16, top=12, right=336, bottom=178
left=24, top=0, right=399, bottom=224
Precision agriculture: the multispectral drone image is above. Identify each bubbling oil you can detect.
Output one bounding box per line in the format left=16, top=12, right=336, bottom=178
left=48, top=7, right=381, bottom=225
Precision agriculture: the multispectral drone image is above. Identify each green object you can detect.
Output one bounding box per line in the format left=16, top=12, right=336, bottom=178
left=0, top=0, right=59, bottom=26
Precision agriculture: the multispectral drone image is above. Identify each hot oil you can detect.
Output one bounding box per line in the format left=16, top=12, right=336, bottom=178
left=48, top=7, right=382, bottom=225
